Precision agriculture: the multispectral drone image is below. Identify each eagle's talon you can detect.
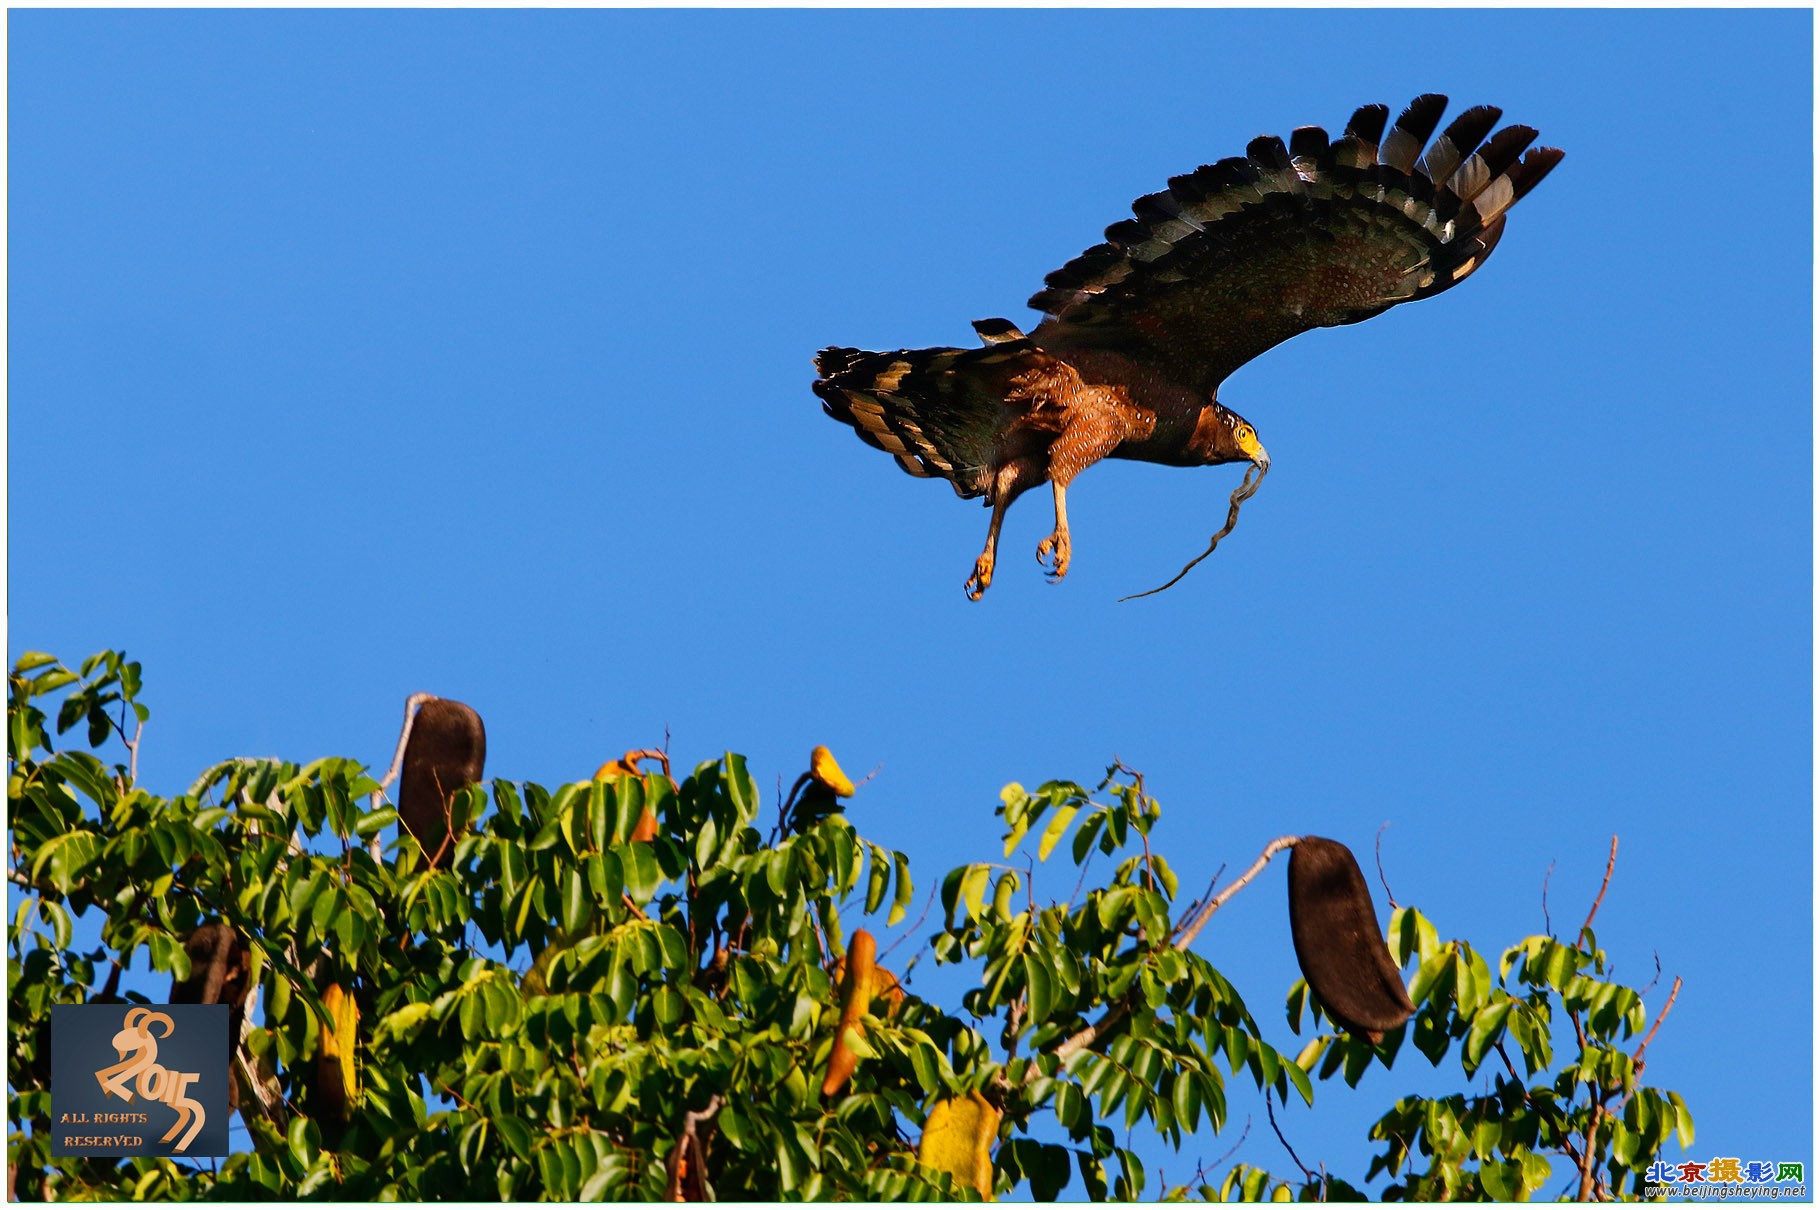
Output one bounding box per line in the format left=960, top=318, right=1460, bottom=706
left=1035, top=532, right=1071, bottom=582
left=965, top=554, right=994, bottom=600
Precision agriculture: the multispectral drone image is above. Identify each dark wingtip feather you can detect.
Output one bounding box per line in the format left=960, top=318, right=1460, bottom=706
left=1423, top=104, right=1502, bottom=182
left=1103, top=218, right=1149, bottom=247
left=1043, top=242, right=1123, bottom=289
left=1246, top=133, right=1293, bottom=172
left=1508, top=146, right=1565, bottom=200
left=1130, top=190, right=1183, bottom=223
left=1289, top=124, right=1330, bottom=163
left=1344, top=103, right=1390, bottom=146
left=1398, top=93, right=1449, bottom=139
left=1475, top=124, right=1539, bottom=180
left=815, top=346, right=865, bottom=378
left=1379, top=94, right=1449, bottom=172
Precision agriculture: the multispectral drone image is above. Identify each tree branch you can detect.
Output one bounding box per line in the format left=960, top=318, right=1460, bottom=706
left=1265, top=1088, right=1315, bottom=1188
left=1631, top=975, right=1682, bottom=1073
left=664, top=1094, right=724, bottom=1201
left=1171, top=836, right=1299, bottom=953
left=1579, top=836, right=1618, bottom=943
left=1373, top=822, right=1397, bottom=910
left=1051, top=836, right=1298, bottom=1070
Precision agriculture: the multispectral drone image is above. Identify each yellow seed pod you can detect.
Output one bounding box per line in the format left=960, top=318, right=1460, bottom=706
left=594, top=751, right=664, bottom=842
left=318, top=983, right=359, bottom=1119
left=831, top=951, right=906, bottom=1016
left=918, top=1090, right=1000, bottom=1198
left=594, top=757, right=637, bottom=780
left=810, top=746, right=857, bottom=797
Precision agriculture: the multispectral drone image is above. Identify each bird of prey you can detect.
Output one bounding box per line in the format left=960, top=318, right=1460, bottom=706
left=813, top=95, right=1562, bottom=599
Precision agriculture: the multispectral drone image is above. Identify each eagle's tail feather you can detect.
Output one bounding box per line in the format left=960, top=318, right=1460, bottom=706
left=814, top=343, right=1033, bottom=498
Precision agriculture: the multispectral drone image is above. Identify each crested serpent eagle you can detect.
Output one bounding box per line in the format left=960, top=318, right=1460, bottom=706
left=812, top=95, right=1563, bottom=599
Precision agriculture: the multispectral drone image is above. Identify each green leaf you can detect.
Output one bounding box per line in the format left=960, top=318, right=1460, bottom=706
left=1518, top=1148, right=1553, bottom=1196
left=1669, top=1091, right=1695, bottom=1149
left=958, top=865, right=990, bottom=924
left=1023, top=952, right=1057, bottom=1023
left=560, top=866, right=592, bottom=936
left=622, top=842, right=661, bottom=903
left=1479, top=1158, right=1519, bottom=1201
left=1037, top=805, right=1078, bottom=862
left=494, top=1114, right=534, bottom=1161
left=909, top=1040, right=943, bottom=1095
left=1463, top=998, right=1513, bottom=1072
left=1283, top=1057, right=1313, bottom=1107
left=865, top=844, right=890, bottom=914
left=14, top=651, right=59, bottom=673
left=888, top=850, right=912, bottom=927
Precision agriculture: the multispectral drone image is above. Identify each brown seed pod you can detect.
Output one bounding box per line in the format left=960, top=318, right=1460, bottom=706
left=1286, top=836, right=1415, bottom=1043
left=169, top=922, right=250, bottom=1109
left=397, top=698, right=486, bottom=868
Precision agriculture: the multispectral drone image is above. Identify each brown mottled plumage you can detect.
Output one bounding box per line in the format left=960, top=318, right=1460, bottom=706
left=1286, top=837, right=1415, bottom=1043
left=814, top=95, right=1562, bottom=597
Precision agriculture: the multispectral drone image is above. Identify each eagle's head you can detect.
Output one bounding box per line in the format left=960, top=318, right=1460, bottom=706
left=1192, top=402, right=1270, bottom=470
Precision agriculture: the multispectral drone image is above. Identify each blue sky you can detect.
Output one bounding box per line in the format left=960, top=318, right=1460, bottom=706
left=8, top=8, right=1811, bottom=1194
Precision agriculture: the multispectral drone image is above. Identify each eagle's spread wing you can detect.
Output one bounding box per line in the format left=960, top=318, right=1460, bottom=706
left=814, top=329, right=1093, bottom=500
left=1028, top=96, right=1564, bottom=394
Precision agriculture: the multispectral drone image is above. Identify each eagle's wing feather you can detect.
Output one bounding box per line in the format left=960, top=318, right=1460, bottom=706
left=1028, top=96, right=1563, bottom=394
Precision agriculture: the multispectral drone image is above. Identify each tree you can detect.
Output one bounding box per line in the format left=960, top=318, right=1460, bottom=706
left=8, top=650, right=1690, bottom=1200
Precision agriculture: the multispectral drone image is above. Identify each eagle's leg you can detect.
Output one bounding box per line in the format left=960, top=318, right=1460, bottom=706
left=1035, top=485, right=1073, bottom=582
left=1035, top=409, right=1132, bottom=583
left=966, top=459, right=1045, bottom=600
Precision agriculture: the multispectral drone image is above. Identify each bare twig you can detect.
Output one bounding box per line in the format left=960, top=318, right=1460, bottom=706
left=1542, top=860, right=1556, bottom=937
left=1579, top=837, right=1618, bottom=944
left=1373, top=822, right=1396, bottom=910
left=1638, top=952, right=1663, bottom=998
left=1171, top=836, right=1299, bottom=953
left=1052, top=1002, right=1131, bottom=1067
left=1265, top=1088, right=1316, bottom=1189
left=1175, top=865, right=1228, bottom=938
left=1575, top=1103, right=1604, bottom=1201
left=367, top=692, right=437, bottom=860
left=1630, top=976, right=1682, bottom=1072
left=1206, top=1115, right=1252, bottom=1174
left=234, top=966, right=283, bottom=1127
left=1121, top=460, right=1267, bottom=602
left=126, top=715, right=144, bottom=786
left=879, top=884, right=939, bottom=963
left=1053, top=836, right=1297, bottom=1071
left=1110, top=760, right=1161, bottom=894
